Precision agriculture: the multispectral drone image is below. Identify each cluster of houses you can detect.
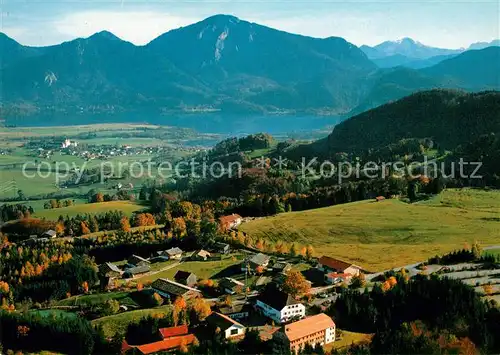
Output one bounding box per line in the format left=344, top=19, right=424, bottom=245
left=98, top=243, right=232, bottom=287
left=100, top=245, right=363, bottom=354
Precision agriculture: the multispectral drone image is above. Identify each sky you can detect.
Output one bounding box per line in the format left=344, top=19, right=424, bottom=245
left=1, top=0, right=499, bottom=49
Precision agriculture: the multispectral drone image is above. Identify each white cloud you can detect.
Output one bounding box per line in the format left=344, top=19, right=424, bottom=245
left=53, top=10, right=201, bottom=45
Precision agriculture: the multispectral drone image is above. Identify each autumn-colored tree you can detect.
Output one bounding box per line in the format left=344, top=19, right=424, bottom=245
left=255, top=265, right=265, bottom=274
left=82, top=281, right=89, bottom=293
left=305, top=245, right=314, bottom=260
left=388, top=276, right=398, bottom=287
left=190, top=298, right=211, bottom=322
left=80, top=221, right=91, bottom=235
left=350, top=273, right=366, bottom=288
left=95, top=193, right=104, bottom=203
left=172, top=217, right=187, bottom=238
left=222, top=295, right=232, bottom=306
left=137, top=282, right=144, bottom=291
left=483, top=284, right=493, bottom=295
left=173, top=296, right=187, bottom=325
left=152, top=292, right=163, bottom=307
left=0, top=281, right=10, bottom=294
left=471, top=241, right=482, bottom=260
left=198, top=279, right=215, bottom=289
left=179, top=338, right=188, bottom=353
left=134, top=213, right=156, bottom=227
left=282, top=269, right=310, bottom=297
left=255, top=239, right=264, bottom=251
left=55, top=222, right=65, bottom=235
left=120, top=217, right=131, bottom=232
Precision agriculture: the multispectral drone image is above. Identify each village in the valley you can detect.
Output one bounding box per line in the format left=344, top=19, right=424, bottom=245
left=95, top=214, right=358, bottom=354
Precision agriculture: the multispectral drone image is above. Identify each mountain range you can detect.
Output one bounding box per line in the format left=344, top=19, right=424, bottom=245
left=0, top=15, right=499, bottom=121
left=360, top=38, right=500, bottom=69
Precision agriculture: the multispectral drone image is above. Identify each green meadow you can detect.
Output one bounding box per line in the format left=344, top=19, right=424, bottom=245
left=240, top=189, right=500, bottom=271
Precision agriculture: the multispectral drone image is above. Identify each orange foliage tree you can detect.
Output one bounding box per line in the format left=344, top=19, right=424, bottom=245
left=282, top=269, right=310, bottom=297
left=120, top=217, right=131, bottom=232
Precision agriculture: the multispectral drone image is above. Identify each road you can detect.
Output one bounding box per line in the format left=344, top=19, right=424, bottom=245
left=366, top=245, right=500, bottom=281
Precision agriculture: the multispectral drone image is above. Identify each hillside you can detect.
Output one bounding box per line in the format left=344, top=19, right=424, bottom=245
left=1, top=16, right=499, bottom=120
left=239, top=189, right=500, bottom=271
left=325, top=90, right=500, bottom=153
left=34, top=201, right=144, bottom=220
left=352, top=47, right=500, bottom=112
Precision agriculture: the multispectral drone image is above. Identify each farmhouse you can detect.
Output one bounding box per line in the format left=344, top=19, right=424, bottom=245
left=273, top=313, right=336, bottom=354
left=174, top=270, right=197, bottom=287
left=326, top=272, right=353, bottom=285
left=152, top=278, right=201, bottom=300
left=243, top=253, right=271, bottom=272
left=256, top=285, right=305, bottom=324
left=206, top=312, right=246, bottom=339
left=121, top=325, right=197, bottom=354
left=127, top=254, right=150, bottom=267
left=192, top=249, right=211, bottom=261
left=273, top=262, right=292, bottom=274
left=42, top=229, right=57, bottom=238
left=317, top=256, right=361, bottom=277
left=98, top=262, right=121, bottom=278
left=162, top=247, right=183, bottom=260
left=219, top=214, right=243, bottom=230
left=122, top=265, right=150, bottom=278
left=214, top=242, right=230, bottom=254
left=219, top=277, right=245, bottom=295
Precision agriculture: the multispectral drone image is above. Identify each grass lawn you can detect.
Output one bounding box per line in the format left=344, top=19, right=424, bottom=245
left=34, top=200, right=145, bottom=220
left=325, top=330, right=373, bottom=351
left=56, top=291, right=137, bottom=307
left=240, top=189, right=500, bottom=272
left=91, top=305, right=172, bottom=337
left=135, top=255, right=245, bottom=283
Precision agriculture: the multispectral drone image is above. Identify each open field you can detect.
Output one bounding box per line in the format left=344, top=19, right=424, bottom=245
left=34, top=201, right=145, bottom=220
left=135, top=255, right=245, bottom=283
left=56, top=291, right=138, bottom=307
left=91, top=305, right=172, bottom=337
left=325, top=330, right=373, bottom=351
left=240, top=189, right=500, bottom=271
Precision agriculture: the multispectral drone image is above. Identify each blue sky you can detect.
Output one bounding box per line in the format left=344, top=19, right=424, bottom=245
left=1, top=0, right=499, bottom=48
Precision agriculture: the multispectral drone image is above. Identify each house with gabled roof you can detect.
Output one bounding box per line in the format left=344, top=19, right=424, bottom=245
left=121, top=324, right=197, bottom=354
left=127, top=254, right=150, bottom=267
left=152, top=278, right=201, bottom=300
left=213, top=242, right=230, bottom=254
left=192, top=249, right=211, bottom=261
left=216, top=303, right=252, bottom=321
left=255, top=285, right=305, bottom=324
left=273, top=313, right=336, bottom=354
left=219, top=277, right=245, bottom=295
left=242, top=253, right=271, bottom=272
left=122, top=265, right=150, bottom=279
left=160, top=247, right=183, bottom=260
left=174, top=270, right=197, bottom=287
left=98, top=262, right=122, bottom=278
left=317, top=256, right=361, bottom=277
left=206, top=312, right=246, bottom=339
left=218, top=214, right=242, bottom=230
